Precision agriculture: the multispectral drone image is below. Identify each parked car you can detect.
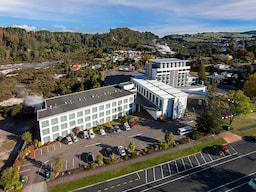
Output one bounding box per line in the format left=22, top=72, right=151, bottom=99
left=118, top=146, right=126, bottom=157
left=249, top=136, right=256, bottom=142
left=66, top=136, right=73, bottom=145
left=212, top=145, right=224, bottom=155
left=111, top=126, right=116, bottom=133
left=129, top=122, right=135, bottom=129
left=71, top=135, right=78, bottom=142
left=106, top=147, right=113, bottom=157
left=115, top=125, right=121, bottom=133
left=219, top=145, right=229, bottom=153
left=221, top=111, right=228, bottom=119
left=83, top=131, right=89, bottom=139
left=88, top=129, right=95, bottom=139
left=88, top=152, right=94, bottom=163
left=100, top=129, right=106, bottom=135
left=249, top=177, right=256, bottom=190
left=123, top=122, right=131, bottom=130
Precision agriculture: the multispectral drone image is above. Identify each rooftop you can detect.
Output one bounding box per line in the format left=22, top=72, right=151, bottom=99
left=150, top=58, right=189, bottom=63
left=37, top=84, right=134, bottom=120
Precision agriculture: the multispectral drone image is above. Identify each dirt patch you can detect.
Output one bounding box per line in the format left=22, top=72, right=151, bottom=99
left=219, top=131, right=242, bottom=143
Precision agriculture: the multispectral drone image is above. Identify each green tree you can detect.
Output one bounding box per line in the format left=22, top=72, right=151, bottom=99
left=55, top=157, right=62, bottom=172
left=96, top=153, right=103, bottom=163
left=128, top=141, right=136, bottom=152
left=197, top=59, right=207, bottom=85
left=0, top=167, right=20, bottom=190
left=11, top=104, right=23, bottom=118
left=126, top=115, right=133, bottom=123
left=244, top=73, right=256, bottom=99
left=135, top=63, right=141, bottom=70
left=33, top=139, right=39, bottom=148
left=21, top=131, right=32, bottom=143
left=165, top=132, right=174, bottom=145
left=224, top=90, right=252, bottom=125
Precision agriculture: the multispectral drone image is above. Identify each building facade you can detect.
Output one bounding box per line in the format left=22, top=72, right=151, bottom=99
left=145, top=58, right=191, bottom=88
left=37, top=84, right=136, bottom=144
left=131, top=78, right=188, bottom=120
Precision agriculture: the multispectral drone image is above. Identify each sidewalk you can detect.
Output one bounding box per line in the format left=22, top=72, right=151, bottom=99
left=47, top=135, right=218, bottom=188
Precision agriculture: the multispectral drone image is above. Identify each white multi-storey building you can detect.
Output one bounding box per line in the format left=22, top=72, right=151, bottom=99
left=145, top=58, right=191, bottom=88
left=37, top=83, right=136, bottom=144
left=131, top=78, right=188, bottom=120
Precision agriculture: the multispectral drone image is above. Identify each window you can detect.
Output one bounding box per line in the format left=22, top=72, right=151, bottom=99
left=53, top=133, right=59, bottom=140
left=92, top=121, right=97, bottom=126
left=129, top=103, right=133, bottom=108
left=106, top=103, right=110, bottom=109
left=146, top=91, right=148, bottom=98
left=61, top=123, right=67, bottom=130
left=41, top=120, right=49, bottom=128
left=77, top=111, right=83, bottom=117
left=69, top=120, right=75, bottom=127
left=99, top=112, right=104, bottom=117
left=51, top=118, right=58, bottom=125
left=77, top=118, right=83, bottom=124
left=118, top=106, right=122, bottom=111
left=85, top=116, right=90, bottom=122
left=112, top=108, right=117, bottom=113
left=99, top=105, right=104, bottom=111
left=78, top=125, right=84, bottom=131
left=153, top=95, right=155, bottom=102
left=99, top=118, right=104, bottom=123
left=52, top=125, right=59, bottom=132
left=118, top=100, right=122, bottom=105
left=112, top=102, right=116, bottom=107
left=106, top=116, right=111, bottom=122
left=62, top=130, right=68, bottom=137
left=60, top=116, right=67, bottom=122
left=106, top=110, right=111, bottom=115
left=86, top=123, right=91, bottom=129
left=92, top=107, right=97, bottom=113
left=118, top=113, right=122, bottom=117
left=124, top=98, right=128, bottom=103
left=129, top=97, right=133, bottom=102
left=69, top=113, right=75, bottom=120
left=112, top=114, right=117, bottom=119
left=160, top=100, right=163, bottom=108
left=124, top=105, right=128, bottom=109
left=84, top=109, right=90, bottom=115
left=156, top=97, right=159, bottom=105
left=42, top=128, right=49, bottom=135
left=149, top=93, right=152, bottom=100
left=92, top=114, right=97, bottom=120
left=43, top=136, right=50, bottom=144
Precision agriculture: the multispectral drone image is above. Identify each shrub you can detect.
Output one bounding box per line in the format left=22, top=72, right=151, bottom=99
left=104, top=158, right=112, bottom=165
left=160, top=142, right=169, bottom=150
left=84, top=163, right=89, bottom=170
left=98, top=160, right=103, bottom=166
left=144, top=148, right=148, bottom=153
left=155, top=144, right=159, bottom=150
left=15, top=182, right=23, bottom=190
left=131, top=152, right=138, bottom=159
left=192, top=134, right=202, bottom=140
left=178, top=137, right=190, bottom=144
left=123, top=154, right=129, bottom=160
left=50, top=172, right=55, bottom=180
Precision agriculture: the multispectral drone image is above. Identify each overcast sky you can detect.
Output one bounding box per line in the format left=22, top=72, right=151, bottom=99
left=1, top=0, right=256, bottom=36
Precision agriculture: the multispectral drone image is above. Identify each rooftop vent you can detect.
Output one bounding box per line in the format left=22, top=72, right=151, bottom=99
left=78, top=98, right=81, bottom=101
left=49, top=105, right=52, bottom=109
left=65, top=101, right=67, bottom=104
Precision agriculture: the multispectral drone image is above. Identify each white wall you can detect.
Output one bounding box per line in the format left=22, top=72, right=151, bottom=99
left=146, top=109, right=162, bottom=120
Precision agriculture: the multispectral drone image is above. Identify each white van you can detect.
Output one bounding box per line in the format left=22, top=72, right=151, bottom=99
left=177, top=126, right=193, bottom=135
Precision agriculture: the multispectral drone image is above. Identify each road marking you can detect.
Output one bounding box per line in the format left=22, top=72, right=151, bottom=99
left=139, top=142, right=145, bottom=149
left=187, top=120, right=194, bottom=124
left=200, top=153, right=206, bottom=164
left=194, top=154, right=200, bottom=166
left=125, top=150, right=256, bottom=192
left=207, top=151, right=213, bottom=161
left=145, top=170, right=147, bottom=184
left=104, top=188, right=108, bottom=190
left=44, top=160, right=49, bottom=164
left=116, top=184, right=121, bottom=187
left=175, top=160, right=179, bottom=173
left=207, top=171, right=256, bottom=192
left=160, top=165, right=164, bottom=178
left=128, top=133, right=142, bottom=138
left=135, top=178, right=139, bottom=181
left=153, top=167, right=156, bottom=181
left=225, top=182, right=247, bottom=192
left=168, top=162, right=171, bottom=175
left=181, top=158, right=186, bottom=170
left=19, top=169, right=31, bottom=173
left=129, top=180, right=133, bottom=183
left=97, top=190, right=101, bottom=192
left=155, top=136, right=164, bottom=141
left=110, top=186, right=115, bottom=189
left=85, top=143, right=101, bottom=148
left=136, top=172, right=141, bottom=180
left=188, top=156, right=193, bottom=167
left=123, top=182, right=127, bottom=185
left=229, top=144, right=237, bottom=154
left=21, top=163, right=31, bottom=167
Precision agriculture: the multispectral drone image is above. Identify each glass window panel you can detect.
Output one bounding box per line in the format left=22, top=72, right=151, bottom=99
left=60, top=115, right=67, bottom=122
left=69, top=113, right=75, bottom=120
left=42, top=128, right=49, bottom=135
left=52, top=125, right=59, bottom=132
left=51, top=118, right=58, bottom=125
left=41, top=120, right=49, bottom=128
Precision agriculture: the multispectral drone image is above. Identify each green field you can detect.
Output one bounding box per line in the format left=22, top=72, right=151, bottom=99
left=238, top=127, right=256, bottom=137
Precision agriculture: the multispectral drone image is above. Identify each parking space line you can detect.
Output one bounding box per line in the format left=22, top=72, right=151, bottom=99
left=116, top=184, right=121, bottom=186
left=128, top=133, right=142, bottom=138
left=110, top=186, right=115, bottom=189
left=207, top=151, right=213, bottom=161
left=19, top=169, right=31, bottom=173
left=181, top=158, right=186, bottom=170
left=85, top=143, right=101, bottom=148
left=175, top=161, right=179, bottom=173
left=123, top=182, right=127, bottom=185
left=188, top=156, right=193, bottom=167
left=229, top=144, right=237, bottom=155
left=139, top=142, right=145, bottom=149
left=153, top=167, right=156, bottom=181
left=200, top=153, right=206, bottom=164
left=194, top=154, right=200, bottom=166
left=225, top=182, right=247, bottom=192
left=53, top=144, right=55, bottom=151
left=168, top=162, right=171, bottom=175
left=160, top=165, right=164, bottom=178
left=136, top=172, right=141, bottom=180
left=145, top=170, right=147, bottom=184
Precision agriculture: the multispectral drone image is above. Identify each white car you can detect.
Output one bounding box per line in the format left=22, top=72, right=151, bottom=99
left=249, top=177, right=256, bottom=190
left=100, top=129, right=106, bottom=135
left=83, top=131, right=89, bottom=139
left=66, top=136, right=73, bottom=145
left=71, top=135, right=78, bottom=142
left=88, top=129, right=95, bottom=139
left=123, top=123, right=131, bottom=130
left=118, top=146, right=126, bottom=157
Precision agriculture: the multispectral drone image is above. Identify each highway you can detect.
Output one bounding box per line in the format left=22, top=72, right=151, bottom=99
left=74, top=139, right=256, bottom=192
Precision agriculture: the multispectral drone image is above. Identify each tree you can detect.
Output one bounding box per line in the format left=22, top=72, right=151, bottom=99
left=165, top=132, right=174, bottom=145
left=244, top=73, right=256, bottom=99
left=74, top=126, right=80, bottom=136
left=96, top=153, right=103, bottom=166
left=223, top=90, right=252, bottom=125
left=126, top=115, right=134, bottom=123
left=33, top=139, right=39, bottom=148
left=21, top=131, right=32, bottom=143
left=55, top=157, right=62, bottom=172
left=11, top=104, right=23, bottom=118
left=128, top=141, right=135, bottom=152
left=0, top=167, right=20, bottom=190
left=197, top=59, right=207, bottom=85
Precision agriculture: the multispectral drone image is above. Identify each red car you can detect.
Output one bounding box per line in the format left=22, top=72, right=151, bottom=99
left=129, top=123, right=135, bottom=129
left=219, top=145, right=229, bottom=153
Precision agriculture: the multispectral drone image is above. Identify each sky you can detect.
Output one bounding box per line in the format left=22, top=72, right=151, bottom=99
left=0, top=0, right=256, bottom=37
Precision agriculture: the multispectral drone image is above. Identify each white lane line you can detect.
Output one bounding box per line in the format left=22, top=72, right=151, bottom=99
left=194, top=154, right=200, bottom=166
left=200, top=153, right=206, bottom=164
left=207, top=151, right=213, bottom=161
left=168, top=162, right=171, bottom=175
left=175, top=161, right=179, bottom=173
left=145, top=169, right=147, bottom=184
left=128, top=133, right=142, bottom=138
left=160, top=165, right=164, bottom=178
left=19, top=169, right=31, bottom=173
left=85, top=143, right=101, bottom=148
left=153, top=167, right=156, bottom=181
left=133, top=150, right=256, bottom=192
left=225, top=182, right=247, bottom=192
left=21, top=163, right=31, bottom=167
left=188, top=156, right=193, bottom=168
left=181, top=158, right=186, bottom=170
left=44, top=160, right=49, bottom=164
left=207, top=171, right=256, bottom=192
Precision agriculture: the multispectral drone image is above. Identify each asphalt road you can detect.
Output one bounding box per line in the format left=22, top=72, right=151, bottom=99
left=74, top=139, right=256, bottom=192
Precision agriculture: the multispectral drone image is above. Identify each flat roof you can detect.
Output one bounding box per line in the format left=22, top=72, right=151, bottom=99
left=37, top=84, right=134, bottom=120
left=132, top=78, right=188, bottom=100
left=150, top=58, right=189, bottom=63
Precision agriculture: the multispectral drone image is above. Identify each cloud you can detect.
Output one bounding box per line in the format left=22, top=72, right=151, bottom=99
left=12, top=24, right=36, bottom=31
left=50, top=25, right=73, bottom=32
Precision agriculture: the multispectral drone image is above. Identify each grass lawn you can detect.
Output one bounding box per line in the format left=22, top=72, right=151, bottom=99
left=48, top=137, right=226, bottom=192
left=237, top=127, right=256, bottom=137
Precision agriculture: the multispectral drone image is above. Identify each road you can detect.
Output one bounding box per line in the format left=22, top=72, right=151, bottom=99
left=74, top=139, right=256, bottom=192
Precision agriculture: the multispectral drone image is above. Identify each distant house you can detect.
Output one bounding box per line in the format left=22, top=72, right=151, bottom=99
left=70, top=64, right=80, bottom=71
